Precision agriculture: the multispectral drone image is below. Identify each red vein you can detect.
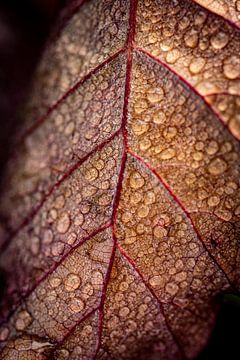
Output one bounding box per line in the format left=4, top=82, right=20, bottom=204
left=1, top=129, right=120, bottom=253
left=18, top=48, right=125, bottom=144
left=93, top=228, right=117, bottom=359
left=190, top=0, right=240, bottom=31
left=51, top=227, right=117, bottom=358
left=136, top=47, right=240, bottom=144
left=51, top=307, right=98, bottom=356
left=93, top=1, right=138, bottom=356
left=128, top=149, right=235, bottom=289
left=117, top=243, right=186, bottom=359
left=0, top=223, right=111, bottom=326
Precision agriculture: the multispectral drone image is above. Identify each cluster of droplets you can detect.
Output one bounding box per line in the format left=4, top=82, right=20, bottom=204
left=136, top=0, right=240, bottom=134
left=0, top=228, right=113, bottom=358
left=0, top=137, right=122, bottom=322
left=22, top=0, right=129, bottom=125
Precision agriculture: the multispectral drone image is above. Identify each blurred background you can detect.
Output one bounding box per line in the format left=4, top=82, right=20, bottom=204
left=0, top=1, right=239, bottom=359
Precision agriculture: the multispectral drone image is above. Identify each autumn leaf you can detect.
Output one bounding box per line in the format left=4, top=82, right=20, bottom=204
left=0, top=0, right=240, bottom=359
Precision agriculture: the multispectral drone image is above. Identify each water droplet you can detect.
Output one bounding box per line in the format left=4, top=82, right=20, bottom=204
left=166, top=49, right=180, bottom=64
left=85, top=167, right=99, bottom=182
left=234, top=205, right=240, bottom=216
left=51, top=242, right=65, bottom=256
left=57, top=213, right=71, bottom=234
left=153, top=226, right=167, bottom=239
left=189, top=57, right=206, bottom=74
left=137, top=205, right=149, bottom=218
left=149, top=275, right=162, bottom=287
left=91, top=270, right=104, bottom=286
left=145, top=191, right=156, bottom=205
left=166, top=282, right=179, bottom=296
left=224, top=56, right=240, bottom=79
left=159, top=148, right=176, bottom=160
left=54, top=195, right=65, bottom=209
left=229, top=116, right=240, bottom=140
left=119, top=306, right=130, bottom=318
left=214, top=208, right=232, bottom=221
left=0, top=327, right=9, bottom=341
left=69, top=298, right=85, bottom=313
left=49, top=276, right=62, bottom=288
left=207, top=195, right=220, bottom=207
left=211, top=32, right=229, bottom=49
left=15, top=310, right=32, bottom=331
left=147, top=89, right=163, bottom=104
left=64, top=121, right=75, bottom=136
left=43, top=229, right=53, bottom=244
left=74, top=213, right=84, bottom=226
left=64, top=273, right=81, bottom=292
left=132, top=120, right=149, bottom=135
left=184, top=30, right=199, bottom=48
left=30, top=236, right=40, bottom=255
left=206, top=141, right=219, bottom=155
left=153, top=111, right=166, bottom=124
left=208, top=158, right=228, bottom=175
left=129, top=171, right=145, bottom=189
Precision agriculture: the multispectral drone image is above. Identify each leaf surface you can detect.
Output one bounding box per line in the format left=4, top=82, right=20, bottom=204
left=0, top=0, right=240, bottom=359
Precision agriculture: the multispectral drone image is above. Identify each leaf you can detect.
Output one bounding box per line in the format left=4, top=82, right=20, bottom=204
left=0, top=0, right=240, bottom=359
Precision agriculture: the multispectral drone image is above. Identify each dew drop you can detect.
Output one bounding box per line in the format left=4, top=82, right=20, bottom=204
left=54, top=195, right=65, bottom=209
left=129, top=171, right=145, bottom=189
left=166, top=49, right=180, bottom=64
left=147, top=88, right=164, bottom=104
left=153, top=111, right=166, bottom=124
left=69, top=298, right=85, bottom=313
left=64, top=273, right=81, bottom=292
left=43, top=229, right=53, bottom=244
left=166, top=282, right=179, bottom=296
left=208, top=157, right=228, bottom=175
left=131, top=120, right=149, bottom=136
left=64, top=121, right=75, bottom=136
left=159, top=148, right=176, bottom=160
left=30, top=236, right=40, bottom=255
left=229, top=116, right=240, bottom=140
left=210, top=32, right=229, bottom=49
left=15, top=310, right=32, bottom=331
left=137, top=205, right=149, bottom=218
left=214, top=208, right=232, bottom=221
left=189, top=57, right=206, bottom=74
left=224, top=56, right=240, bottom=79
left=0, top=327, right=9, bottom=341
left=184, top=30, right=199, bottom=48
left=207, top=195, right=220, bottom=207
left=149, top=275, right=162, bottom=287
left=91, top=270, right=104, bottom=286
left=85, top=167, right=99, bottom=182
left=153, top=226, right=167, bottom=239
left=57, top=213, right=71, bottom=234
left=49, top=276, right=62, bottom=289
left=119, top=306, right=130, bottom=318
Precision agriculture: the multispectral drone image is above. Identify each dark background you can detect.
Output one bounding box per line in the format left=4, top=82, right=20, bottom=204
left=0, top=1, right=239, bottom=359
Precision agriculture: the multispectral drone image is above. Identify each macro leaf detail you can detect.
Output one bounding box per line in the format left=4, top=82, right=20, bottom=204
left=0, top=0, right=240, bottom=359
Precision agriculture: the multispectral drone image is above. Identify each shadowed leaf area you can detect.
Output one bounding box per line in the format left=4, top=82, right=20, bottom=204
left=0, top=0, right=240, bottom=359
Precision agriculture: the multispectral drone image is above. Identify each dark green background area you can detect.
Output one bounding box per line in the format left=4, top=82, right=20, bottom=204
left=0, top=1, right=239, bottom=359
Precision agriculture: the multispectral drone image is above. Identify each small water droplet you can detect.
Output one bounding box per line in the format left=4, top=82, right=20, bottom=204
left=69, top=298, right=85, bottom=313
left=208, top=157, right=228, bottom=175
left=64, top=273, right=81, bottom=292
left=211, top=32, right=229, bottom=49
left=129, top=171, right=145, bottom=189
left=15, top=310, right=32, bottom=331
left=57, top=213, right=71, bottom=234
left=159, top=148, right=176, bottom=160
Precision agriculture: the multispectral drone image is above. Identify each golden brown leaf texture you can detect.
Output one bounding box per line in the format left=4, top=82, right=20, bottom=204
left=0, top=0, right=240, bottom=359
